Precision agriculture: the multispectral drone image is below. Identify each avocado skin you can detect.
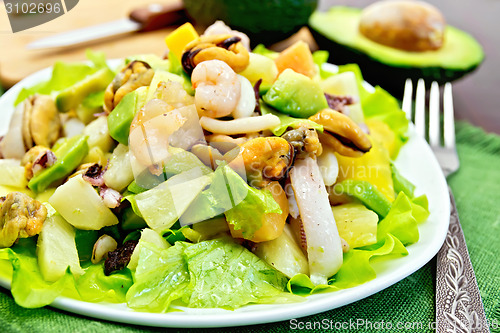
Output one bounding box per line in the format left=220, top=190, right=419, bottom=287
left=183, top=0, right=318, bottom=45
left=310, top=28, right=481, bottom=98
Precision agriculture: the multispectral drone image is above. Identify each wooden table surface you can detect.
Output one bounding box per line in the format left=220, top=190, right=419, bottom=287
left=1, top=0, right=499, bottom=134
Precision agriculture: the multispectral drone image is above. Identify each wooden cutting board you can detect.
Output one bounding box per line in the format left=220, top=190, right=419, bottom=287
left=0, top=0, right=184, bottom=88
left=0, top=0, right=316, bottom=89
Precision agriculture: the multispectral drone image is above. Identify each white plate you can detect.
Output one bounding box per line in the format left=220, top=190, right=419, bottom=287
left=0, top=62, right=450, bottom=328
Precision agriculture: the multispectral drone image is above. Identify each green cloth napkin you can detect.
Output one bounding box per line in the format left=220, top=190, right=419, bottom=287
left=1, top=122, right=499, bottom=333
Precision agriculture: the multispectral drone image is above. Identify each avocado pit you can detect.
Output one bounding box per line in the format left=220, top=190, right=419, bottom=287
left=359, top=0, right=446, bottom=52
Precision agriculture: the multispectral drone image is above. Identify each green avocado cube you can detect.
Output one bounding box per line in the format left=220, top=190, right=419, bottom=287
left=107, top=86, right=148, bottom=146
left=28, top=134, right=89, bottom=193
left=263, top=68, right=328, bottom=118
left=56, top=68, right=115, bottom=112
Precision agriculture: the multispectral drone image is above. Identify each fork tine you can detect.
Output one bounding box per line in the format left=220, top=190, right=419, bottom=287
left=414, top=79, right=426, bottom=138
left=429, top=81, right=441, bottom=146
left=402, top=78, right=413, bottom=120
left=443, top=83, right=455, bottom=148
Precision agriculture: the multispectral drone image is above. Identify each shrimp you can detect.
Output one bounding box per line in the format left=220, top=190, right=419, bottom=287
left=191, top=60, right=241, bottom=118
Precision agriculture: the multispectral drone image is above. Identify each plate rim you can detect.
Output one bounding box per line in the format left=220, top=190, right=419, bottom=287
left=0, top=61, right=450, bottom=328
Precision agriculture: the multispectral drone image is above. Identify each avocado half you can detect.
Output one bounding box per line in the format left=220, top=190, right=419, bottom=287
left=309, top=7, right=484, bottom=96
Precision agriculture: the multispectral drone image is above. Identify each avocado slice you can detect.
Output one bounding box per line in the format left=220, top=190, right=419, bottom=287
left=56, top=68, right=115, bottom=112
left=309, top=7, right=484, bottom=96
left=107, top=86, right=148, bottom=146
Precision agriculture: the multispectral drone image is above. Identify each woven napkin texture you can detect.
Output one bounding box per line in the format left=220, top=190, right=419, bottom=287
left=1, top=122, right=499, bottom=333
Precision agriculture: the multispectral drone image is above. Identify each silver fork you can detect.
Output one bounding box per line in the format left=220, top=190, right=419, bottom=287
left=403, top=79, right=459, bottom=176
left=403, top=79, right=489, bottom=333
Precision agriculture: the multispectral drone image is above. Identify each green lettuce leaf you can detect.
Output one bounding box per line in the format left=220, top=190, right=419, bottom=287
left=180, top=165, right=235, bottom=225
left=85, top=49, right=108, bottom=70
left=252, top=44, right=279, bottom=59
left=330, top=234, right=407, bottom=289
left=261, top=103, right=323, bottom=136
left=312, top=50, right=335, bottom=79
left=75, top=263, right=133, bottom=303
left=377, top=192, right=429, bottom=246
left=163, top=147, right=212, bottom=178
left=167, top=51, right=183, bottom=76
left=0, top=251, right=12, bottom=279
left=127, top=238, right=296, bottom=312
left=411, top=195, right=430, bottom=223
left=0, top=239, right=75, bottom=308
left=361, top=86, right=409, bottom=156
left=126, top=242, right=190, bottom=313
left=287, top=191, right=427, bottom=296
left=287, top=234, right=407, bottom=295
left=223, top=166, right=282, bottom=238
left=0, top=237, right=133, bottom=308
left=15, top=50, right=110, bottom=105
left=163, top=221, right=188, bottom=244
left=182, top=163, right=281, bottom=229
left=183, top=238, right=296, bottom=308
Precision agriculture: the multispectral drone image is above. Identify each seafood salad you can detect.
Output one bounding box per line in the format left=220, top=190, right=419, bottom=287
left=0, top=21, right=429, bottom=312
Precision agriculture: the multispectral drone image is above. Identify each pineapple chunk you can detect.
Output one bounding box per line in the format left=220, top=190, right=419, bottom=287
left=192, top=216, right=229, bottom=239
left=0, top=159, right=27, bottom=188
left=82, top=116, right=114, bottom=153
left=37, top=214, right=84, bottom=282
left=135, top=169, right=212, bottom=234
left=335, top=139, right=395, bottom=201
left=253, top=225, right=309, bottom=278
left=332, top=203, right=378, bottom=249
left=82, top=146, right=108, bottom=166
left=239, top=53, right=279, bottom=87
left=320, top=71, right=365, bottom=124
left=366, top=119, right=399, bottom=159
left=49, top=175, right=118, bottom=230
left=128, top=228, right=170, bottom=270
left=103, top=144, right=134, bottom=191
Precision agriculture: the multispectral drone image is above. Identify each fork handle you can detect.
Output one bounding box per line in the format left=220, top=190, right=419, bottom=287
left=435, top=189, right=489, bottom=332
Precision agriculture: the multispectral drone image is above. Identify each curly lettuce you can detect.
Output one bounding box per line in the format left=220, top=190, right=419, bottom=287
left=0, top=238, right=133, bottom=308
left=15, top=50, right=110, bottom=105
left=126, top=238, right=298, bottom=312
left=287, top=191, right=429, bottom=295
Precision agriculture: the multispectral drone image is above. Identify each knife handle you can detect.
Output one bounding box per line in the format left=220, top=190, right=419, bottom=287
left=129, top=2, right=187, bottom=32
